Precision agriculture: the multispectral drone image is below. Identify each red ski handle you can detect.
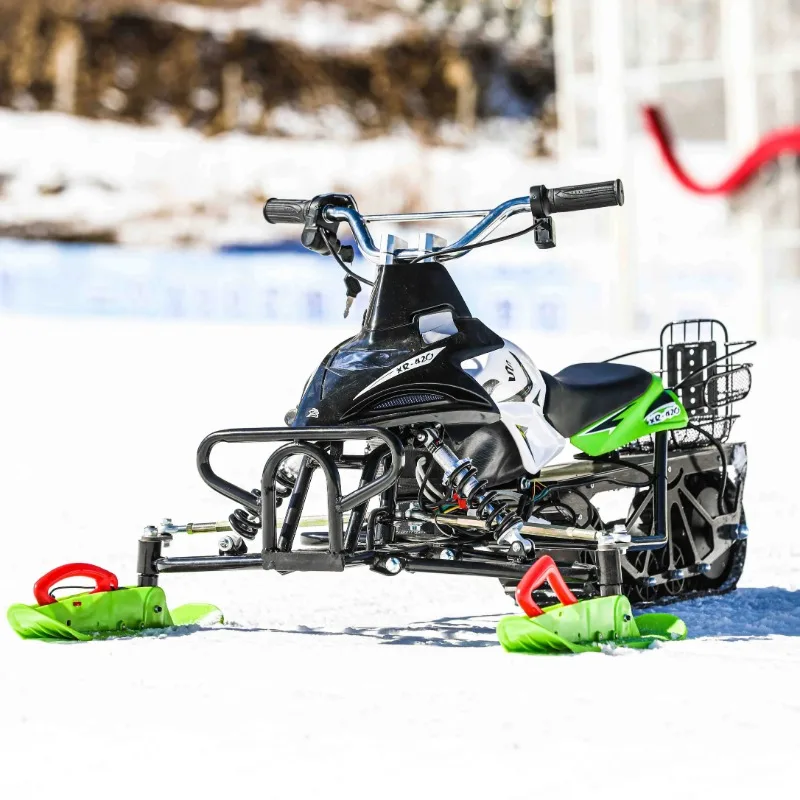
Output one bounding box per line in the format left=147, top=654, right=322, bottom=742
left=515, top=555, right=579, bottom=618
left=33, top=563, right=119, bottom=606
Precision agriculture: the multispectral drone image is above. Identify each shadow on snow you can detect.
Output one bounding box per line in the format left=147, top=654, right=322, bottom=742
left=237, top=587, right=800, bottom=645
left=222, top=613, right=503, bottom=647
left=134, top=587, right=800, bottom=646
left=651, top=587, right=800, bottom=640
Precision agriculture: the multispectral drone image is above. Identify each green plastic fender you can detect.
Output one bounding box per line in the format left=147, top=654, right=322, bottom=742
left=570, top=376, right=689, bottom=457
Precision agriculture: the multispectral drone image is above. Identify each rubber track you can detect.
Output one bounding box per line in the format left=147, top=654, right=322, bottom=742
left=631, top=538, right=748, bottom=609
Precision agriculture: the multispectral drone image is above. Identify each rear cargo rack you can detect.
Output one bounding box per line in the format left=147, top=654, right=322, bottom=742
left=607, top=319, right=754, bottom=453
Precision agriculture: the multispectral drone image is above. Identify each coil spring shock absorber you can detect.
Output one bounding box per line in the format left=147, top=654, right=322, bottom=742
left=227, top=473, right=293, bottom=542
left=228, top=506, right=260, bottom=541
left=417, top=428, right=532, bottom=554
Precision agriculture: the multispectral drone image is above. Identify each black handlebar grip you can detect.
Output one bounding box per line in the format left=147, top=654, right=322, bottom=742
left=263, top=198, right=312, bottom=224
left=546, top=180, right=624, bottom=214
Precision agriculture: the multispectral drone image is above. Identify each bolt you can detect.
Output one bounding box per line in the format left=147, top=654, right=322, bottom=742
left=439, top=549, right=456, bottom=561
left=510, top=541, right=523, bottom=555
left=697, top=562, right=711, bottom=574
left=669, top=569, right=686, bottom=580
left=612, top=524, right=629, bottom=536
left=143, top=525, right=158, bottom=537
left=384, top=557, right=402, bottom=575
left=736, top=523, right=749, bottom=540
left=642, top=576, right=657, bottom=587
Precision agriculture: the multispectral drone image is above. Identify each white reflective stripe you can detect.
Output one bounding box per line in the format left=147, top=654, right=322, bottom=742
left=354, top=346, right=446, bottom=399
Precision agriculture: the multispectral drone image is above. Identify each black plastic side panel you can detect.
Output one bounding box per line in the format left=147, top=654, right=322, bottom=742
left=455, top=421, right=525, bottom=487
left=363, top=261, right=472, bottom=330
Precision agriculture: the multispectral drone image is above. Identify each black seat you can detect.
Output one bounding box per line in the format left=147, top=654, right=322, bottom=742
left=541, top=362, right=652, bottom=438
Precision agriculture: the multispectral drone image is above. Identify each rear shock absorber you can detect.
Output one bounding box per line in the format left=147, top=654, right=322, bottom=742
left=417, top=428, right=532, bottom=554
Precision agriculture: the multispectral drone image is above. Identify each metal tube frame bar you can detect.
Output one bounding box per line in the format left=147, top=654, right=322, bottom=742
left=140, top=427, right=729, bottom=594
left=325, top=197, right=531, bottom=264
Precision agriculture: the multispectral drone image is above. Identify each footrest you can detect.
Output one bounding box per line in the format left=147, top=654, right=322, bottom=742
left=262, top=552, right=345, bottom=572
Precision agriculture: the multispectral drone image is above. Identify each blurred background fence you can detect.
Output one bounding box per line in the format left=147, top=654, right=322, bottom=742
left=0, top=0, right=798, bottom=336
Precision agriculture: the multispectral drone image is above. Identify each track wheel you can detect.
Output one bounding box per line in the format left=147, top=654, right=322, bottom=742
left=626, top=550, right=661, bottom=603
left=663, top=543, right=687, bottom=596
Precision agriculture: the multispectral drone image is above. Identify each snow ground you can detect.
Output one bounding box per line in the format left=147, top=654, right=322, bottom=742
left=161, top=0, right=412, bottom=53
left=160, top=0, right=548, bottom=53
left=1, top=313, right=798, bottom=800
left=0, top=110, right=552, bottom=248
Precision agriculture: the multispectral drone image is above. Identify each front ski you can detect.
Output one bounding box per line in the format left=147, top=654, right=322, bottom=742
left=7, top=563, right=221, bottom=641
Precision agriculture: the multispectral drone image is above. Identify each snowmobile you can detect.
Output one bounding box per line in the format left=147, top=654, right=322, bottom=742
left=9, top=180, right=755, bottom=644
left=129, top=180, right=754, bottom=609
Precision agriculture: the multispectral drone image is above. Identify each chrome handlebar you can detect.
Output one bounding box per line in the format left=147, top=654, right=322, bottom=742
left=263, top=180, right=623, bottom=265
left=323, top=196, right=532, bottom=264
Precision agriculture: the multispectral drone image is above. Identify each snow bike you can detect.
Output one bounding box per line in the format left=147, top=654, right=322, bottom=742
left=123, top=181, right=753, bottom=609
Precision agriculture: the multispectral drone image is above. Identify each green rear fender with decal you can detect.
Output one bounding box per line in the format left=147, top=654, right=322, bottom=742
left=570, top=375, right=688, bottom=457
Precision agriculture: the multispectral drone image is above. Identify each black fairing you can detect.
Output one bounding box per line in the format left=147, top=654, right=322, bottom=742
left=447, top=422, right=526, bottom=488
left=293, top=260, right=505, bottom=429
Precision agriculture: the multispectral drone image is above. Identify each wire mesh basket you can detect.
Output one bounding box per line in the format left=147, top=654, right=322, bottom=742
left=608, top=319, right=754, bottom=454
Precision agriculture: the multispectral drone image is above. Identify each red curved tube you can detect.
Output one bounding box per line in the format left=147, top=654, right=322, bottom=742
left=643, top=104, right=800, bottom=195
left=515, top=555, right=578, bottom=618
left=33, top=563, right=118, bottom=606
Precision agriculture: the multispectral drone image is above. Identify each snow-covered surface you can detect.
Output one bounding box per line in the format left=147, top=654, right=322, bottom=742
left=1, top=311, right=797, bottom=799
left=161, top=0, right=411, bottom=53
left=0, top=110, right=553, bottom=248
left=159, top=0, right=549, bottom=52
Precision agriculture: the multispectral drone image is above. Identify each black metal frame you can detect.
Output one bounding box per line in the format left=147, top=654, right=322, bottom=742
left=135, top=424, right=708, bottom=599
left=138, top=427, right=402, bottom=584
left=138, top=427, right=533, bottom=584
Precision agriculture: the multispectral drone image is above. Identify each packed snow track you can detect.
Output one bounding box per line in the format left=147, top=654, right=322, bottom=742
left=1, top=315, right=797, bottom=800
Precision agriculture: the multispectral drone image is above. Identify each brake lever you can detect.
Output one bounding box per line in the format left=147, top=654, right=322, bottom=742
left=533, top=217, right=556, bottom=249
